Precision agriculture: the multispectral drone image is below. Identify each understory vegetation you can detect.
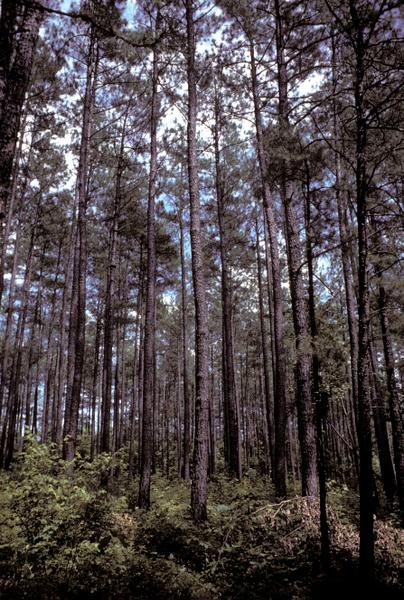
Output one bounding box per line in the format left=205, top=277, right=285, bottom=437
left=1, top=438, right=402, bottom=599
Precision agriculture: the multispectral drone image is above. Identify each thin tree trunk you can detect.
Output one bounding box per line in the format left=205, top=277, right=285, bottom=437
left=100, top=114, right=126, bottom=454
left=179, top=197, right=191, bottom=480
left=249, top=36, right=287, bottom=497
left=1, top=211, right=38, bottom=468
left=304, top=175, right=330, bottom=570
left=255, top=215, right=274, bottom=475
left=373, top=225, right=404, bottom=523
left=90, top=300, right=102, bottom=460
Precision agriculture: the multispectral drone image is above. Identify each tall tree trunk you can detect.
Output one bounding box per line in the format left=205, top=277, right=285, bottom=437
left=373, top=225, right=404, bottom=523
left=63, top=28, right=97, bottom=461
left=348, top=1, right=375, bottom=576
left=54, top=214, right=75, bottom=445
left=42, top=238, right=63, bottom=442
left=332, top=33, right=360, bottom=451
left=369, top=341, right=396, bottom=501
left=255, top=215, right=274, bottom=476
left=274, top=0, right=317, bottom=497
left=128, top=249, right=144, bottom=478
left=179, top=197, right=191, bottom=480
left=186, top=0, right=209, bottom=523
left=0, top=221, right=21, bottom=424
left=304, top=175, right=330, bottom=570
left=214, top=89, right=241, bottom=479
left=1, top=210, right=38, bottom=468
left=138, top=15, right=159, bottom=509
left=100, top=114, right=126, bottom=454
left=90, top=299, right=102, bottom=460
left=249, top=36, right=287, bottom=497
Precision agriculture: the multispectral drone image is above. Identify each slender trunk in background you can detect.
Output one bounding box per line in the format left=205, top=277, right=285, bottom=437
left=214, top=89, right=241, bottom=479
left=186, top=0, right=210, bottom=523
left=128, top=249, right=144, bottom=478
left=369, top=340, right=396, bottom=501
left=138, top=14, right=160, bottom=509
left=1, top=210, right=38, bottom=468
left=332, top=33, right=360, bottom=443
left=274, top=0, right=317, bottom=497
left=304, top=176, right=330, bottom=570
left=137, top=291, right=145, bottom=472
left=54, top=214, right=76, bottom=445
left=90, top=300, right=102, bottom=460
left=22, top=244, right=46, bottom=445
left=63, top=29, right=97, bottom=461
left=0, top=222, right=21, bottom=425
left=255, top=215, right=274, bottom=476
left=249, top=36, right=287, bottom=497
left=372, top=223, right=404, bottom=523
left=179, top=197, right=191, bottom=480
left=100, top=115, right=126, bottom=454
left=41, top=238, right=63, bottom=442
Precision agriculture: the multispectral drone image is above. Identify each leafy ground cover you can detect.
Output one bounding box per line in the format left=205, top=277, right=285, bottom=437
left=0, top=438, right=402, bottom=599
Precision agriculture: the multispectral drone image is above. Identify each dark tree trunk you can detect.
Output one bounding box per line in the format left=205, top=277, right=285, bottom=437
left=100, top=114, right=126, bottom=454
left=348, top=1, right=375, bottom=576
left=332, top=34, right=360, bottom=453
left=214, top=90, right=241, bottom=479
left=128, top=250, right=144, bottom=478
left=369, top=342, right=396, bottom=501
left=373, top=227, right=404, bottom=523
left=63, top=29, right=97, bottom=461
left=304, top=175, right=330, bottom=570
left=0, top=0, right=47, bottom=303
left=0, top=222, right=21, bottom=425
left=1, top=210, right=38, bottom=468
left=186, top=0, right=209, bottom=523
left=255, top=215, right=274, bottom=476
left=274, top=0, right=317, bottom=497
left=138, top=16, right=159, bottom=509
left=179, top=196, right=191, bottom=480
left=90, top=300, right=102, bottom=460
left=249, top=37, right=287, bottom=497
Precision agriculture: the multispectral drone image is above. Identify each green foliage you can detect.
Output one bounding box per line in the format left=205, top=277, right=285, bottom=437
left=0, top=439, right=402, bottom=599
left=0, top=438, right=132, bottom=597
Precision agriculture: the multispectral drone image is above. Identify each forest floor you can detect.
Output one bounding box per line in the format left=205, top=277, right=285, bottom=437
left=0, top=439, right=403, bottom=599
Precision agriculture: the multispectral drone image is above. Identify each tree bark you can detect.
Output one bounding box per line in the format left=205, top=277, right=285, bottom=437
left=249, top=36, right=287, bottom=497
left=63, top=28, right=97, bottom=461
left=255, top=215, right=274, bottom=476
left=349, top=1, right=375, bottom=576
left=100, top=114, right=126, bottom=454
left=186, top=0, right=210, bottom=523
left=179, top=196, right=191, bottom=480
left=274, top=0, right=317, bottom=497
left=138, top=14, right=160, bottom=509
left=213, top=89, right=241, bottom=479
